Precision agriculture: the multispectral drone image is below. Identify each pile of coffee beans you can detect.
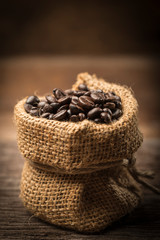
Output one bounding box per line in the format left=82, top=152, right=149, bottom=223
left=24, top=84, right=123, bottom=123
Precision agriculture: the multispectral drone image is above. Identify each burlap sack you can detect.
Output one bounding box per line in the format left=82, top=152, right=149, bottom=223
left=14, top=72, right=143, bottom=233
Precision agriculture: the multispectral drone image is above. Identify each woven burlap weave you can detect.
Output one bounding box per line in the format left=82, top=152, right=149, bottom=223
left=14, top=72, right=143, bottom=232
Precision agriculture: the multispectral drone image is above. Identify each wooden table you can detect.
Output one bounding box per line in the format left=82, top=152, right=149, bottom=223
left=0, top=56, right=160, bottom=240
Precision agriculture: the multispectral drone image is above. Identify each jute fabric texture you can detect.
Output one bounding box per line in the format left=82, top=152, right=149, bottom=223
left=14, top=72, right=143, bottom=232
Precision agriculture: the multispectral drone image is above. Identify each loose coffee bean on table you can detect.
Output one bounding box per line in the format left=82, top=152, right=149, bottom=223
left=24, top=83, right=123, bottom=124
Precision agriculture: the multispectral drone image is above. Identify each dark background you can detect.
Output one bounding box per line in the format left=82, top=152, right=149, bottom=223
left=0, top=0, right=160, bottom=56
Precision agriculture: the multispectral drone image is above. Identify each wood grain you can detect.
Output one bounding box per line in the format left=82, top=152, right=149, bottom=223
left=0, top=139, right=160, bottom=240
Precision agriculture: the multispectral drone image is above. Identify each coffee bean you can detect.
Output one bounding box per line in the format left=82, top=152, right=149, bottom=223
left=38, top=101, right=46, bottom=108
left=79, top=113, right=86, bottom=121
left=50, top=102, right=61, bottom=111
left=30, top=108, right=39, bottom=116
left=96, top=89, right=103, bottom=93
left=49, top=114, right=54, bottom=119
left=24, top=103, right=32, bottom=113
left=101, top=112, right=112, bottom=123
left=103, top=102, right=116, bottom=110
left=53, top=110, right=68, bottom=121
left=115, top=101, right=122, bottom=109
left=43, top=103, right=53, bottom=113
left=78, top=84, right=89, bottom=91
left=84, top=91, right=91, bottom=96
left=70, top=115, right=79, bottom=122
left=79, top=96, right=95, bottom=109
left=112, top=109, right=122, bottom=119
left=69, top=103, right=84, bottom=115
left=26, top=96, right=40, bottom=105
left=87, top=107, right=102, bottom=119
left=103, top=108, right=112, bottom=116
left=90, top=92, right=105, bottom=103
left=45, top=95, right=56, bottom=103
left=94, top=118, right=102, bottom=123
left=73, top=90, right=85, bottom=97
left=67, top=109, right=72, bottom=118
left=71, top=96, right=79, bottom=105
left=57, top=104, right=69, bottom=112
left=54, top=88, right=66, bottom=99
left=41, top=113, right=50, bottom=118
left=65, top=89, right=74, bottom=95
left=58, top=96, right=71, bottom=105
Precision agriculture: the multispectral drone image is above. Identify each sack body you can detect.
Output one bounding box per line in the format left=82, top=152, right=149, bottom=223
left=14, top=73, right=143, bottom=232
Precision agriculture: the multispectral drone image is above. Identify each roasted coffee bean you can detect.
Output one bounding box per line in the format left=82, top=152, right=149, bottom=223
left=70, top=115, right=79, bottom=122
left=90, top=92, right=105, bottom=103
left=79, top=96, right=95, bottom=109
left=115, top=101, right=122, bottom=109
left=50, top=102, right=61, bottom=111
left=87, top=107, right=102, bottom=119
left=53, top=110, right=68, bottom=120
left=71, top=96, right=79, bottom=105
left=78, top=84, right=89, bottom=91
left=30, top=108, right=39, bottom=116
left=43, top=103, right=53, bottom=113
left=49, top=114, right=54, bottom=119
left=67, top=109, right=72, bottom=118
left=65, top=89, right=74, bottom=95
left=73, top=90, right=85, bottom=97
left=41, top=112, right=50, bottom=118
left=101, top=112, right=112, bottom=123
left=54, top=88, right=66, bottom=99
left=84, top=91, right=91, bottom=96
left=79, top=113, right=86, bottom=121
left=57, top=104, right=69, bottom=112
left=45, top=95, right=56, bottom=103
left=103, top=108, right=112, bottom=116
left=26, top=95, right=40, bottom=105
left=58, top=96, right=71, bottom=105
left=24, top=103, right=32, bottom=113
left=96, top=89, right=103, bottom=93
left=38, top=101, right=46, bottom=108
left=69, top=103, right=84, bottom=115
left=94, top=118, right=102, bottom=123
left=112, top=109, right=122, bottom=119
left=103, top=102, right=116, bottom=110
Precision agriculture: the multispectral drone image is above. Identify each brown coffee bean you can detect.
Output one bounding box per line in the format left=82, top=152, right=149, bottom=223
left=43, top=103, right=53, bottom=113
left=71, top=96, right=79, bottom=105
left=73, top=90, right=85, bottom=97
left=78, top=84, right=89, bottom=91
left=54, top=88, right=66, bottom=99
left=90, top=92, right=105, bottom=103
left=50, top=102, right=61, bottom=111
left=37, top=101, right=46, bottom=108
left=57, top=104, right=69, bottom=112
left=69, top=103, right=84, bottom=115
left=70, top=115, right=79, bottom=122
left=65, top=89, right=74, bottom=95
left=26, top=96, right=40, bottom=105
left=103, top=108, right=112, bottom=116
left=103, top=102, right=116, bottom=110
left=101, top=112, right=112, bottom=123
left=41, top=112, right=50, bottom=118
left=67, top=109, right=72, bottom=118
left=30, top=108, right=39, bottom=116
left=84, top=91, right=91, bottom=96
left=45, top=95, right=56, bottom=103
left=87, top=107, right=102, bottom=119
left=79, top=96, right=95, bottom=109
left=94, top=118, right=102, bottom=123
left=112, top=109, right=122, bottom=119
left=58, top=96, right=71, bottom=105
left=49, top=114, right=54, bottom=119
left=53, top=110, right=68, bottom=120
left=115, top=101, right=122, bottom=109
left=24, top=103, right=32, bottom=113
left=79, top=113, right=86, bottom=121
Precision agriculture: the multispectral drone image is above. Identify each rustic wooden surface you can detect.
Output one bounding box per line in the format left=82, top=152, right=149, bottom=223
left=0, top=57, right=160, bottom=239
